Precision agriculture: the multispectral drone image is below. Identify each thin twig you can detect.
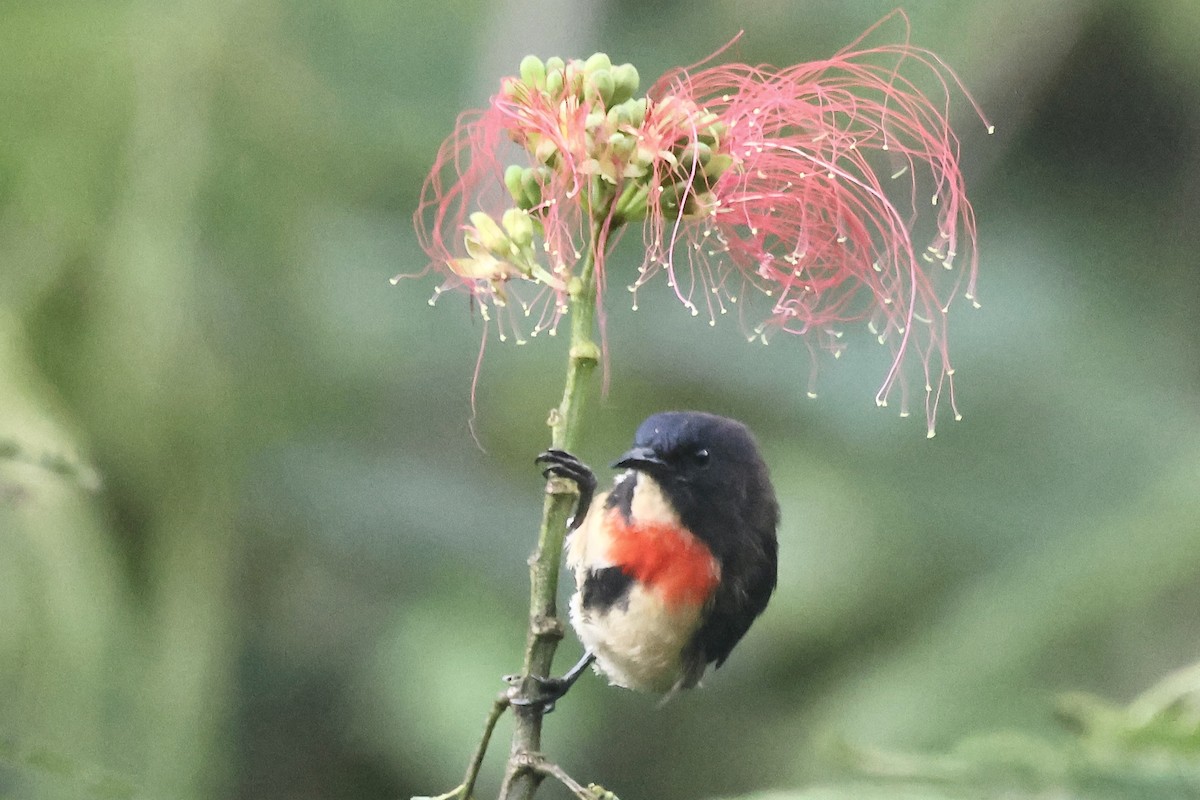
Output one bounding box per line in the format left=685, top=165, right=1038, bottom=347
left=461, top=694, right=510, bottom=799
left=414, top=694, right=510, bottom=800
left=414, top=786, right=467, bottom=800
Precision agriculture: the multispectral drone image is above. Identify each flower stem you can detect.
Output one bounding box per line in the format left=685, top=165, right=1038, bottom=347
left=500, top=215, right=604, bottom=800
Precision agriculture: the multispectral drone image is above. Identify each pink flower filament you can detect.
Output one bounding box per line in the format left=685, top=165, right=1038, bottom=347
left=644, top=13, right=991, bottom=434
left=408, top=13, right=990, bottom=435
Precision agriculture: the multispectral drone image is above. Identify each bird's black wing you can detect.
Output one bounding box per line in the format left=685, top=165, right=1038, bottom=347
left=686, top=473, right=779, bottom=671
left=693, top=520, right=777, bottom=668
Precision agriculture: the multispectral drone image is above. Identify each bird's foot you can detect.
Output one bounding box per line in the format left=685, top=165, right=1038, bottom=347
left=535, top=449, right=597, bottom=530
left=508, top=675, right=572, bottom=714
left=506, top=652, right=596, bottom=713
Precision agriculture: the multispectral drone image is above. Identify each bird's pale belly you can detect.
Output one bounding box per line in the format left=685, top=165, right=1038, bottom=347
left=569, top=581, right=703, bottom=692
left=565, top=475, right=721, bottom=693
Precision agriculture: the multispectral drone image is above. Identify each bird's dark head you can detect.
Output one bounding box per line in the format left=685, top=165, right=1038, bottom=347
left=612, top=411, right=777, bottom=526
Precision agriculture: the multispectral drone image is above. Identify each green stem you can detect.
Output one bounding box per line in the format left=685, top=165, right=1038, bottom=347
left=459, top=694, right=509, bottom=800
left=500, top=214, right=604, bottom=800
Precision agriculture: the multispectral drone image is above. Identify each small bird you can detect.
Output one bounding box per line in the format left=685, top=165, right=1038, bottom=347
left=528, top=411, right=779, bottom=704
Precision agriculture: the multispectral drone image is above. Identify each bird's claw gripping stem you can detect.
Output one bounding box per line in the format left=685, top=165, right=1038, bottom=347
left=535, top=449, right=597, bottom=530
left=508, top=652, right=597, bottom=713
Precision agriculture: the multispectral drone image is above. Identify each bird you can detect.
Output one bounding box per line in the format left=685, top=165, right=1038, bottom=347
left=524, top=411, right=779, bottom=706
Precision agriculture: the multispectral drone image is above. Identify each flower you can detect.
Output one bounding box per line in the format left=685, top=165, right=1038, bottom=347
left=406, top=11, right=990, bottom=435
left=640, top=13, right=993, bottom=434
left=409, top=53, right=645, bottom=343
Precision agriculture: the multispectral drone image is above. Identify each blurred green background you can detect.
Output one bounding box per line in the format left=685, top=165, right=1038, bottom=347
left=3, top=1, right=1199, bottom=799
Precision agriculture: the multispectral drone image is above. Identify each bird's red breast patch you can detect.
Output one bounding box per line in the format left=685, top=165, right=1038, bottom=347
left=604, top=508, right=720, bottom=609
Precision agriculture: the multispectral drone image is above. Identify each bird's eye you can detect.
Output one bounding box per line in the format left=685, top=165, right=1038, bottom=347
left=691, top=448, right=710, bottom=467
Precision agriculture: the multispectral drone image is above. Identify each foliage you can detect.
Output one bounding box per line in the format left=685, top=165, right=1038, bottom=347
left=2, top=2, right=1199, bottom=800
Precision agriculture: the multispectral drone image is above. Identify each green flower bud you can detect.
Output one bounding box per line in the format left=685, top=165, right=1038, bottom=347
left=699, top=120, right=729, bottom=146
left=608, top=131, right=635, bottom=158
left=519, top=55, right=546, bottom=90
left=469, top=211, right=508, bottom=253
left=521, top=167, right=547, bottom=207
left=682, top=190, right=716, bottom=218
left=504, top=164, right=526, bottom=205
left=626, top=97, right=647, bottom=127
left=704, top=153, right=735, bottom=182
left=545, top=56, right=565, bottom=74
left=501, top=207, right=534, bottom=246
left=609, top=63, right=640, bottom=106
left=567, top=62, right=586, bottom=96
left=589, top=157, right=619, bottom=185
left=613, top=182, right=650, bottom=222
left=590, top=68, right=615, bottom=107
left=634, top=140, right=658, bottom=170
left=499, top=76, right=523, bottom=102
left=658, top=180, right=685, bottom=213
left=534, top=136, right=559, bottom=166
left=622, top=160, right=649, bottom=179
left=584, top=52, right=612, bottom=74
left=449, top=254, right=503, bottom=282
left=606, top=104, right=627, bottom=130
left=545, top=69, right=564, bottom=97
left=680, top=142, right=713, bottom=168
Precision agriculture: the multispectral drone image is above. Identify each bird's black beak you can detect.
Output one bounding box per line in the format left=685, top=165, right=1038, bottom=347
left=612, top=446, right=665, bottom=472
